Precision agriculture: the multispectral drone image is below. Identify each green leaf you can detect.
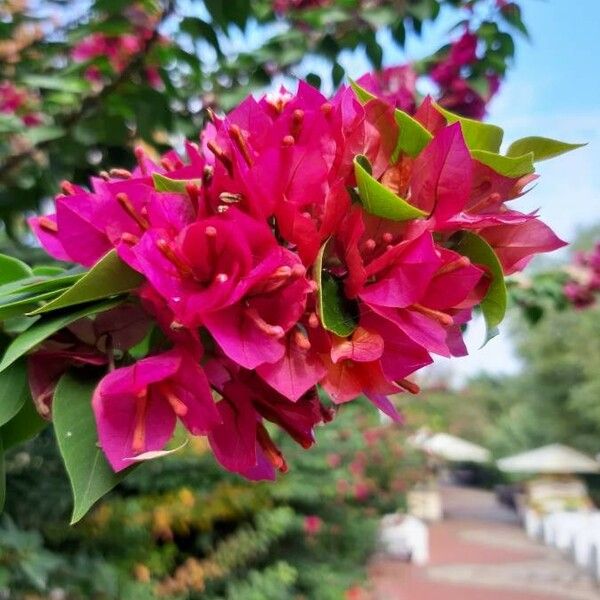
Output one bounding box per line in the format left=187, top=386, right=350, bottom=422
left=54, top=373, right=133, bottom=524
left=433, top=101, right=503, bottom=152
left=0, top=395, right=47, bottom=451
left=22, top=75, right=89, bottom=93
left=454, top=232, right=507, bottom=340
left=0, top=298, right=123, bottom=374
left=0, top=288, right=70, bottom=321
left=180, top=17, right=222, bottom=55
left=0, top=360, right=29, bottom=427
left=0, top=272, right=82, bottom=299
left=0, top=436, right=5, bottom=513
left=315, top=240, right=358, bottom=337
left=28, top=250, right=143, bottom=315
left=471, top=149, right=535, bottom=177
left=349, top=78, right=376, bottom=104
left=23, top=126, right=65, bottom=146
left=350, top=80, right=432, bottom=158
left=392, top=109, right=433, bottom=159
left=0, top=254, right=33, bottom=285
left=354, top=155, right=427, bottom=221
left=506, top=136, right=586, bottom=162
left=152, top=173, right=202, bottom=194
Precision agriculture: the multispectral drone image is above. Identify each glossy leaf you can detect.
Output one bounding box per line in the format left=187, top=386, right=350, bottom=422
left=471, top=149, right=535, bottom=177
left=0, top=254, right=32, bottom=285
left=354, top=155, right=427, bottom=221
left=0, top=360, right=29, bottom=427
left=53, top=373, right=133, bottom=524
left=0, top=298, right=123, bottom=374
left=0, top=289, right=70, bottom=321
left=0, top=436, right=4, bottom=512
left=433, top=101, right=503, bottom=152
left=29, top=250, right=143, bottom=315
left=0, top=395, right=47, bottom=451
left=506, top=136, right=586, bottom=162
left=392, top=109, right=433, bottom=159
left=455, top=232, right=507, bottom=340
left=152, top=173, right=202, bottom=194
left=349, top=78, right=376, bottom=104
left=315, top=240, right=359, bottom=337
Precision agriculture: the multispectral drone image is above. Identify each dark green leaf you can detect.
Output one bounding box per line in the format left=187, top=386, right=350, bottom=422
left=53, top=373, right=133, bottom=524
left=0, top=396, right=47, bottom=451
left=0, top=436, right=4, bottom=512
left=0, top=360, right=29, bottom=427
left=0, top=298, right=123, bottom=374
left=315, top=240, right=358, bottom=337
left=506, top=136, right=586, bottom=162
left=354, top=155, right=427, bottom=221
left=0, top=254, right=32, bottom=285
left=455, top=232, right=507, bottom=340
left=22, top=75, right=89, bottom=93
left=29, top=250, right=143, bottom=315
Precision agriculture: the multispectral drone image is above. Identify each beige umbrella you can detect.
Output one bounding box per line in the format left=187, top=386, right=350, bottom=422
left=497, top=443, right=600, bottom=474
left=414, top=432, right=491, bottom=463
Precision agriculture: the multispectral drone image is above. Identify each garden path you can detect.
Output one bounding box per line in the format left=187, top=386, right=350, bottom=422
left=366, top=486, right=600, bottom=600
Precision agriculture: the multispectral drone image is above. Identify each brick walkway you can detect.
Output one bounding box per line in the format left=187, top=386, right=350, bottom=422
left=366, top=486, right=600, bottom=600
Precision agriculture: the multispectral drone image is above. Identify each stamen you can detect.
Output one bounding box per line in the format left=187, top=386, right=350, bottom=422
left=60, top=180, right=75, bottom=195
left=38, top=216, right=58, bottom=233
left=186, top=183, right=201, bottom=213
left=156, top=239, right=194, bottom=277
left=206, top=140, right=233, bottom=173
left=411, top=303, right=454, bottom=327
left=436, top=256, right=471, bottom=276
left=121, top=232, right=140, bottom=245
left=219, top=192, right=242, bottom=204
left=294, top=329, right=311, bottom=350
left=382, top=232, right=393, bottom=244
left=159, top=384, right=188, bottom=417
left=245, top=308, right=285, bottom=338
left=291, top=109, right=304, bottom=139
left=205, top=225, right=217, bottom=238
left=203, top=164, right=214, bottom=185
left=397, top=378, right=420, bottom=395
left=132, top=389, right=148, bottom=454
left=257, top=423, right=288, bottom=472
left=109, top=168, right=132, bottom=179
left=160, top=157, right=175, bottom=172
left=308, top=312, right=320, bottom=328
left=229, top=124, right=254, bottom=166
left=282, top=135, right=295, bottom=147
left=134, top=146, right=149, bottom=175
left=364, top=238, right=377, bottom=252
left=116, top=192, right=150, bottom=230
left=99, top=170, right=111, bottom=181
left=215, top=273, right=229, bottom=283
left=320, top=102, right=333, bottom=117
left=206, top=107, right=217, bottom=123
left=217, top=205, right=229, bottom=214
left=291, top=264, right=306, bottom=278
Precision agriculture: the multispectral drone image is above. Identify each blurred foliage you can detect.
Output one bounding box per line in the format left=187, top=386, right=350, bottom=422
left=2, top=401, right=425, bottom=599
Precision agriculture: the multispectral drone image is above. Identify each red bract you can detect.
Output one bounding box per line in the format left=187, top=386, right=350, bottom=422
left=27, top=80, right=569, bottom=481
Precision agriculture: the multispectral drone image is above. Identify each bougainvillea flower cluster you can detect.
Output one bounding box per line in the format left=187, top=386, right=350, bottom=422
left=28, top=79, right=567, bottom=481
left=71, top=4, right=163, bottom=87
left=0, top=80, right=42, bottom=125
left=564, top=243, right=600, bottom=309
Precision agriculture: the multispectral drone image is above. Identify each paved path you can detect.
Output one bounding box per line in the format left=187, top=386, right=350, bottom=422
left=366, top=486, right=600, bottom=600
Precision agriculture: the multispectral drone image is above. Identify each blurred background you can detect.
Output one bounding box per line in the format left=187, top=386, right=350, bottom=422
left=1, top=1, right=600, bottom=598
